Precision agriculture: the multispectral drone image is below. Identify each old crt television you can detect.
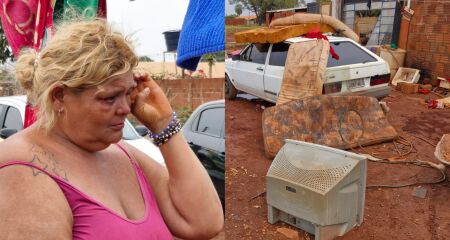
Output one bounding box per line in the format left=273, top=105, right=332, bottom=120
left=266, top=139, right=367, bottom=240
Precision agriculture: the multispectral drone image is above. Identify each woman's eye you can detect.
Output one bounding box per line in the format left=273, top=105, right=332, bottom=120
left=102, top=96, right=116, bottom=103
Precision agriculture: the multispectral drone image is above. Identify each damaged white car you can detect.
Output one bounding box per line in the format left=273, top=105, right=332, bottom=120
left=225, top=36, right=390, bottom=102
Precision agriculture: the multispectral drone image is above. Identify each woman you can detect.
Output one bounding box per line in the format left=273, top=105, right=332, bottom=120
left=0, top=20, right=223, bottom=239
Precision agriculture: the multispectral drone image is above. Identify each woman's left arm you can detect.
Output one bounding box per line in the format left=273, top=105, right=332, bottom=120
left=126, top=72, right=223, bottom=239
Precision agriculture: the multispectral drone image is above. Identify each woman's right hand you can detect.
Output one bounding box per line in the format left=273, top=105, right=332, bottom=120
left=130, top=72, right=174, bottom=134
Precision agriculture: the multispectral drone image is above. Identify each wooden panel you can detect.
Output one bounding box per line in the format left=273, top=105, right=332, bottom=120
left=234, top=23, right=335, bottom=44
left=262, top=95, right=398, bottom=158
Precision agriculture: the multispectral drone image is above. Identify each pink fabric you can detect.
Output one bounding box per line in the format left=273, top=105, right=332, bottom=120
left=0, top=145, right=172, bottom=240
left=0, top=0, right=55, bottom=57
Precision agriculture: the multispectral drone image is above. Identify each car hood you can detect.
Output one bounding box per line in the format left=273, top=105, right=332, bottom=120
left=124, top=138, right=165, bottom=166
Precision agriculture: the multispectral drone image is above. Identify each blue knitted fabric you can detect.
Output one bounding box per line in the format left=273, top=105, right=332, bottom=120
left=176, top=0, right=224, bottom=71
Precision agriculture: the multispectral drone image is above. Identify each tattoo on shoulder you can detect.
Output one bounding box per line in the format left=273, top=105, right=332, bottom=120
left=29, top=144, right=69, bottom=181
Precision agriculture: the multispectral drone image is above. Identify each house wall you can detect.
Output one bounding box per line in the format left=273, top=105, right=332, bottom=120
left=405, top=1, right=450, bottom=84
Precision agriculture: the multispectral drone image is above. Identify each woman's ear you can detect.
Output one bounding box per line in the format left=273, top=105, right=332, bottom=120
left=50, top=84, right=65, bottom=110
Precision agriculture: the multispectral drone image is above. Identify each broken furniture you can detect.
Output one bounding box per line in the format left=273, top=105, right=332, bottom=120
left=262, top=95, right=398, bottom=159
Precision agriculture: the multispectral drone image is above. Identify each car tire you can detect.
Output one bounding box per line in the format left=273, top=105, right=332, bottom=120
left=225, top=75, right=237, bottom=100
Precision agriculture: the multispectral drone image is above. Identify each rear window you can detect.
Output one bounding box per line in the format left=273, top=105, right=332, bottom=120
left=327, top=41, right=377, bottom=67
left=267, top=41, right=378, bottom=68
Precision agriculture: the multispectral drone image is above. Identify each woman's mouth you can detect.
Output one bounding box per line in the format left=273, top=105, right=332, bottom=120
left=110, top=123, right=125, bottom=131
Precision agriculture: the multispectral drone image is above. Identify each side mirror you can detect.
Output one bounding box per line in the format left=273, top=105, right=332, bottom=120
left=135, top=125, right=149, bottom=137
left=231, top=54, right=240, bottom=61
left=0, top=128, right=18, bottom=139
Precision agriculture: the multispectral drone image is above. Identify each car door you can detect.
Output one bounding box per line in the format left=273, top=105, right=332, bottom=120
left=264, top=42, right=290, bottom=102
left=1, top=105, right=23, bottom=131
left=230, top=43, right=269, bottom=97
left=187, top=106, right=225, bottom=154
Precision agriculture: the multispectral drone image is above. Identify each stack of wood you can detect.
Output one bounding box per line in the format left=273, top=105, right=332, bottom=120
left=396, top=82, right=420, bottom=94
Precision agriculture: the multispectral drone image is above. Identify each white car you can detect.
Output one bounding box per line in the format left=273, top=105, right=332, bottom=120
left=181, top=99, right=225, bottom=206
left=0, top=95, right=165, bottom=165
left=225, top=36, right=391, bottom=102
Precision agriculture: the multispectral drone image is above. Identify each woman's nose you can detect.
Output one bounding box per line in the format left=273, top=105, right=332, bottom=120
left=116, top=97, right=131, bottom=115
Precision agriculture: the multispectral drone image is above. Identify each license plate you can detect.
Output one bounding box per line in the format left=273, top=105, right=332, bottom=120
left=347, top=79, right=365, bottom=89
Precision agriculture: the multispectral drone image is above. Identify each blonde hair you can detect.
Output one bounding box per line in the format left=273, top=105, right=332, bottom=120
left=15, top=19, right=138, bottom=131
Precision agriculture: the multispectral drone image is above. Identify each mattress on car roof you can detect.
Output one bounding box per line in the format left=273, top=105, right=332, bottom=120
left=276, top=39, right=329, bottom=106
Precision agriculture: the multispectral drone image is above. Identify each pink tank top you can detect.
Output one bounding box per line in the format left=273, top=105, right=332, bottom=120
left=0, top=145, right=172, bottom=240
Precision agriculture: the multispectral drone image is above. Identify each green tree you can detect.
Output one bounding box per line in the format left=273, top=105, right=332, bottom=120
left=229, top=0, right=296, bottom=25
left=138, top=56, right=154, bottom=62
left=202, top=53, right=216, bottom=78
left=235, top=3, right=243, bottom=16
left=0, top=23, right=14, bottom=64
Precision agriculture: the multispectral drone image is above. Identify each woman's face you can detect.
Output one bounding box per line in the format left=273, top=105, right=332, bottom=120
left=58, top=71, right=137, bottom=151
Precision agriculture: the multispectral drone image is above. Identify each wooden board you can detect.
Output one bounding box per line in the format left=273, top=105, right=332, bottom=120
left=234, top=23, right=335, bottom=44
left=262, top=95, right=398, bottom=158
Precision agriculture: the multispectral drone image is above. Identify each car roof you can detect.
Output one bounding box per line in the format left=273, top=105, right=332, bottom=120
left=197, top=99, right=224, bottom=108
left=285, top=35, right=351, bottom=43
left=0, top=95, right=27, bottom=104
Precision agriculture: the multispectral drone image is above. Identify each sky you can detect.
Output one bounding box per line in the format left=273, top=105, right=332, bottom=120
left=107, top=0, right=189, bottom=62
left=226, top=1, right=251, bottom=16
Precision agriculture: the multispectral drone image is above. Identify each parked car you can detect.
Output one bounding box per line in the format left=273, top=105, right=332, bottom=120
left=182, top=100, right=225, bottom=207
left=0, top=95, right=165, bottom=165
left=225, top=36, right=391, bottom=102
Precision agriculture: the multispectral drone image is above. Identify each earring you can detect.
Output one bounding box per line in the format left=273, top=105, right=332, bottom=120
left=57, top=108, right=64, bottom=115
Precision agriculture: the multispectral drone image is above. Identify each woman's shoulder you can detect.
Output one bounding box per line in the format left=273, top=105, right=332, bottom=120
left=0, top=130, right=73, bottom=239
left=0, top=129, right=35, bottom=164
left=0, top=132, right=31, bottom=164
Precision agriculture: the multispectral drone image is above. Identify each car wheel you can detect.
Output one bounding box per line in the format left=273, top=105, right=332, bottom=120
left=225, top=75, right=237, bottom=100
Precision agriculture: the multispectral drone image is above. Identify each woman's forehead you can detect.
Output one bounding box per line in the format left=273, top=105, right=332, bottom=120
left=96, top=72, right=136, bottom=92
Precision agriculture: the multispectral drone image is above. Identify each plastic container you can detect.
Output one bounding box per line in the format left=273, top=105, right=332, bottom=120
left=380, top=46, right=406, bottom=79
left=162, top=30, right=181, bottom=52
left=391, top=67, right=420, bottom=86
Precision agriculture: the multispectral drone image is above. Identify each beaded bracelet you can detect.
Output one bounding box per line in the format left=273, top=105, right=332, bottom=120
left=148, top=112, right=182, bottom=146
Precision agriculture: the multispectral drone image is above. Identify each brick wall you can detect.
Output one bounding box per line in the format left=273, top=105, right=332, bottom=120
left=225, top=18, right=246, bottom=26
left=405, top=1, right=450, bottom=85
left=0, top=80, right=24, bottom=96
left=155, top=78, right=224, bottom=111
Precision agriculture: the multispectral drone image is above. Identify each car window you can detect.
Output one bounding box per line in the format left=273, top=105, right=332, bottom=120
left=269, top=42, right=290, bottom=66
left=240, top=45, right=252, bottom=61
left=122, top=119, right=139, bottom=140
left=3, top=106, right=23, bottom=130
left=327, top=41, right=377, bottom=67
left=249, top=43, right=269, bottom=64
left=195, top=107, right=224, bottom=138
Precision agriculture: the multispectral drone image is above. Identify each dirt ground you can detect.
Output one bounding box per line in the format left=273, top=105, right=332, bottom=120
left=225, top=88, right=450, bottom=239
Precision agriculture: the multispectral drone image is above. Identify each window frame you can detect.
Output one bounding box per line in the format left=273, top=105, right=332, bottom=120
left=2, top=105, right=23, bottom=131
left=191, top=106, right=225, bottom=139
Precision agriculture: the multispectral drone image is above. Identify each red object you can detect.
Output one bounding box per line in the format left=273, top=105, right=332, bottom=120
left=304, top=30, right=340, bottom=60
left=427, top=99, right=438, bottom=109
left=24, top=103, right=37, bottom=128
left=418, top=89, right=430, bottom=94
left=97, top=0, right=107, bottom=18
left=0, top=0, right=55, bottom=57
left=370, top=74, right=390, bottom=86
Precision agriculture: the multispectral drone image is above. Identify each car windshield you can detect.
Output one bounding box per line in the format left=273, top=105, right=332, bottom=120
left=122, top=119, right=140, bottom=140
